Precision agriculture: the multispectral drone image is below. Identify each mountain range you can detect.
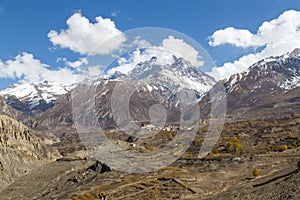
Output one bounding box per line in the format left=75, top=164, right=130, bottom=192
left=0, top=49, right=300, bottom=128
left=0, top=49, right=299, bottom=199
left=0, top=81, right=74, bottom=113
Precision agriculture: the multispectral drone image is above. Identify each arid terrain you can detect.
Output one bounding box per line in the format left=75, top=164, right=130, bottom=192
left=0, top=112, right=299, bottom=200
left=0, top=50, right=299, bottom=199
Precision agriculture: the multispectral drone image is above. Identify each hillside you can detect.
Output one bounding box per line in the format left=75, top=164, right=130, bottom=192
left=0, top=115, right=60, bottom=191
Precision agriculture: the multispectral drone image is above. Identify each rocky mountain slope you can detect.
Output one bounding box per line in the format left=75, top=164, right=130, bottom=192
left=0, top=115, right=60, bottom=191
left=0, top=81, right=74, bottom=113
left=218, top=48, right=300, bottom=119
left=19, top=49, right=300, bottom=131
left=35, top=56, right=215, bottom=130
left=1, top=49, right=300, bottom=124
left=0, top=96, right=24, bottom=120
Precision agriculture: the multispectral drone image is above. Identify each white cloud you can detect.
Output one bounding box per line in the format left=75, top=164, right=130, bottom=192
left=48, top=12, right=126, bottom=55
left=108, top=48, right=171, bottom=75
left=57, top=57, right=88, bottom=68
left=108, top=35, right=204, bottom=74
left=208, top=10, right=300, bottom=80
left=0, top=52, right=77, bottom=85
left=161, top=36, right=203, bottom=66
left=1, top=14, right=126, bottom=87
left=209, top=27, right=261, bottom=48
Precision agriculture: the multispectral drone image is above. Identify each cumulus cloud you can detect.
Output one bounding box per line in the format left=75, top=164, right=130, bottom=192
left=208, top=10, right=300, bottom=80
left=48, top=12, right=126, bottom=55
left=0, top=52, right=77, bottom=85
left=161, top=36, right=203, bottom=66
left=108, top=35, right=204, bottom=74
left=209, top=27, right=261, bottom=48
left=1, top=14, right=124, bottom=87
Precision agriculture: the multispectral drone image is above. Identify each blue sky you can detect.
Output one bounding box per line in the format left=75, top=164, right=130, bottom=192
left=0, top=0, right=300, bottom=88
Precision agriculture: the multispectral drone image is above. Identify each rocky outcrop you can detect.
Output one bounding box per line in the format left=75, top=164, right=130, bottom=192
left=0, top=115, right=60, bottom=191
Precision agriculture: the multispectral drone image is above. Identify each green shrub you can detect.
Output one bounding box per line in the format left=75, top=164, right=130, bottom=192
left=253, top=166, right=260, bottom=177
left=291, top=141, right=297, bottom=147
left=166, top=132, right=173, bottom=140
left=287, top=131, right=293, bottom=138
left=226, top=137, right=241, bottom=154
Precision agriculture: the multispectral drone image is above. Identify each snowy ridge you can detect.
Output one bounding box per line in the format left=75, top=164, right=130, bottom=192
left=226, top=48, right=300, bottom=92
left=123, top=56, right=216, bottom=96
left=0, top=81, right=75, bottom=111
left=79, top=56, right=217, bottom=127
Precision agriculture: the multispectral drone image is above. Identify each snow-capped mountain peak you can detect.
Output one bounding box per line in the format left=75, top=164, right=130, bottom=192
left=226, top=48, right=300, bottom=93
left=111, top=56, right=216, bottom=96
left=70, top=56, right=217, bottom=128
left=0, top=81, right=75, bottom=112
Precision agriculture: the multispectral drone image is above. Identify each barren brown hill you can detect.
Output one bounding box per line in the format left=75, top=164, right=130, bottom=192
left=0, top=115, right=60, bottom=191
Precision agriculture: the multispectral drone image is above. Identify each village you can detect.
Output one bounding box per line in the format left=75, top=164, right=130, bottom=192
left=138, top=119, right=207, bottom=132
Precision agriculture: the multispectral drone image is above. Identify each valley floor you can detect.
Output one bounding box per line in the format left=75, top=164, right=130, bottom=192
left=0, top=147, right=299, bottom=200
